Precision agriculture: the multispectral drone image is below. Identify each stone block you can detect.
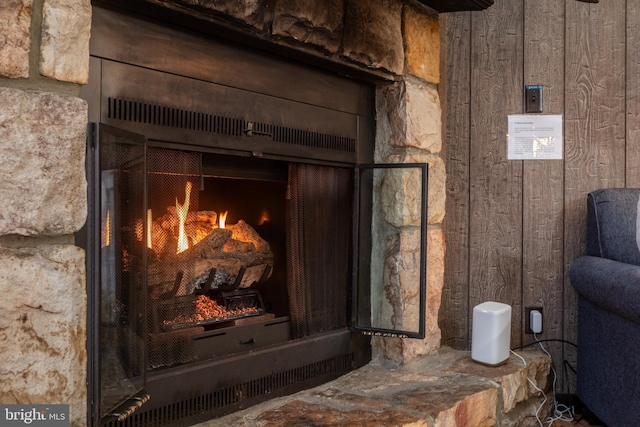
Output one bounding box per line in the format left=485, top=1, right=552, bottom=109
left=376, top=79, right=442, bottom=154
left=0, top=0, right=32, bottom=78
left=0, top=245, right=86, bottom=427
left=0, top=88, right=87, bottom=236
left=381, top=167, right=424, bottom=228
left=256, top=400, right=427, bottom=427
left=40, top=0, right=91, bottom=84
left=372, top=228, right=444, bottom=364
left=343, top=0, right=404, bottom=74
left=498, top=364, right=529, bottom=412
left=426, top=227, right=445, bottom=348
left=433, top=387, right=497, bottom=427
left=378, top=152, right=446, bottom=225
left=204, top=348, right=554, bottom=426
left=272, top=0, right=343, bottom=53
left=445, top=348, right=553, bottom=422
left=498, top=395, right=553, bottom=426
left=383, top=227, right=422, bottom=332
left=427, top=157, right=446, bottom=224
left=404, top=6, right=440, bottom=84
left=172, top=0, right=264, bottom=30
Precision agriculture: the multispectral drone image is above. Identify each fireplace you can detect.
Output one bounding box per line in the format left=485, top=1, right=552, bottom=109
left=81, top=4, right=428, bottom=426
left=89, top=124, right=363, bottom=425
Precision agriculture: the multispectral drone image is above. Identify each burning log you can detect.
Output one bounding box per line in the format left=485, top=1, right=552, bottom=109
left=150, top=209, right=219, bottom=256
left=230, top=220, right=271, bottom=254
left=148, top=212, right=273, bottom=299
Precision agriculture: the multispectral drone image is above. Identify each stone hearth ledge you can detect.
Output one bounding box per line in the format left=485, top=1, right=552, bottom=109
left=197, top=347, right=553, bottom=427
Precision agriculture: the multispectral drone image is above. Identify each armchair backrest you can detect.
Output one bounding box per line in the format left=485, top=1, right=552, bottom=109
left=586, top=188, right=640, bottom=266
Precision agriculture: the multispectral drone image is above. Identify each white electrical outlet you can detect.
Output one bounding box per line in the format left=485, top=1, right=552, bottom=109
left=530, top=310, right=543, bottom=334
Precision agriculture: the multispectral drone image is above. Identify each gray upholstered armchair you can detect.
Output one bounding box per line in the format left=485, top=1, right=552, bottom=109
left=569, top=188, right=640, bottom=427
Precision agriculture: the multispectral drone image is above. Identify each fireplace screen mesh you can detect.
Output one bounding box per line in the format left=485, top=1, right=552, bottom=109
left=91, top=122, right=363, bottom=423
left=145, top=148, right=203, bottom=368
left=144, top=148, right=281, bottom=368
left=146, top=147, right=201, bottom=300
left=287, top=164, right=352, bottom=338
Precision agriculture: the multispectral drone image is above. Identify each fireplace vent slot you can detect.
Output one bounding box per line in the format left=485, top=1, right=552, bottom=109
left=272, top=126, right=355, bottom=152
left=107, top=97, right=356, bottom=153
left=103, top=353, right=355, bottom=427
left=107, top=97, right=243, bottom=136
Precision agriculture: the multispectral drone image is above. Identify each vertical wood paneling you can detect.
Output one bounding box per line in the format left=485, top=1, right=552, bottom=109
left=442, top=0, right=637, bottom=394
left=468, top=0, right=524, bottom=345
left=563, top=0, right=626, bottom=391
left=628, top=1, right=640, bottom=187
left=441, top=11, right=472, bottom=349
left=522, top=0, right=565, bottom=386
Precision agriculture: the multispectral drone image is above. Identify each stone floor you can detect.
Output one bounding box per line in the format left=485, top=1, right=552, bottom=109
left=194, top=346, right=565, bottom=427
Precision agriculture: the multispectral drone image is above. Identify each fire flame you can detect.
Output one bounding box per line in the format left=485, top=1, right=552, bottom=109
left=258, top=210, right=270, bottom=225
left=147, top=209, right=153, bottom=249
left=143, top=184, right=234, bottom=255
left=101, top=210, right=111, bottom=248
left=135, top=218, right=143, bottom=242
left=219, top=211, right=228, bottom=229
left=176, top=182, right=193, bottom=254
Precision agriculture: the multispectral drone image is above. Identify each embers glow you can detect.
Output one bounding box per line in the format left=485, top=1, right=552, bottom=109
left=176, top=182, right=193, bottom=254
left=219, top=210, right=228, bottom=229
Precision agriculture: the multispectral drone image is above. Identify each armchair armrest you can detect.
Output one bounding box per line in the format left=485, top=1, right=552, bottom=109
left=570, top=255, right=640, bottom=325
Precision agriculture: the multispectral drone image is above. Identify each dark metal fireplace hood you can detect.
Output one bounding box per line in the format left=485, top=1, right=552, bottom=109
left=85, top=5, right=374, bottom=165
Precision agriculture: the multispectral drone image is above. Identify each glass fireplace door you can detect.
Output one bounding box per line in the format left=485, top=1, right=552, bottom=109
left=87, top=123, right=148, bottom=425
left=353, top=163, right=428, bottom=339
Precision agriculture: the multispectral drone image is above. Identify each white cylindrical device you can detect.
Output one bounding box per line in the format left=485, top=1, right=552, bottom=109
left=471, top=301, right=512, bottom=366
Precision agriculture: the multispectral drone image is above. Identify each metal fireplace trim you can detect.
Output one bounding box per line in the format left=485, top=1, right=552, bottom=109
left=102, top=330, right=370, bottom=427
left=84, top=122, right=373, bottom=426
left=353, top=163, right=429, bottom=339
left=86, top=5, right=375, bottom=166
left=105, top=94, right=357, bottom=155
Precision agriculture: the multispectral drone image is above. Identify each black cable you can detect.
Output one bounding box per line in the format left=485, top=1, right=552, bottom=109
left=563, top=361, right=570, bottom=394
left=563, top=360, right=577, bottom=375
left=563, top=360, right=577, bottom=394
left=511, top=339, right=577, bottom=351
left=512, top=339, right=579, bottom=396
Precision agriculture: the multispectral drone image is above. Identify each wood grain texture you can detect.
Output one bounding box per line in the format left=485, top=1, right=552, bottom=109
left=564, top=0, right=627, bottom=392
left=441, top=11, right=472, bottom=349
left=627, top=1, right=640, bottom=187
left=521, top=0, right=565, bottom=386
left=441, top=0, right=637, bottom=395
left=468, top=0, right=524, bottom=346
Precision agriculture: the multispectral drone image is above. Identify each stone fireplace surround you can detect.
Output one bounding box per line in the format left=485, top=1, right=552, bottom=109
left=0, top=0, right=447, bottom=425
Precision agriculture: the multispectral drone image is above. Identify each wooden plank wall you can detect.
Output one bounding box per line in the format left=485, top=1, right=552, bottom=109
left=440, top=0, right=633, bottom=392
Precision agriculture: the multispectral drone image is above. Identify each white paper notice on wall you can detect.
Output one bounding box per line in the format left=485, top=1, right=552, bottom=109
left=507, top=115, right=563, bottom=160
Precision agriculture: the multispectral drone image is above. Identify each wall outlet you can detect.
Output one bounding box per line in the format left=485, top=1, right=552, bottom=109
left=525, top=307, right=543, bottom=334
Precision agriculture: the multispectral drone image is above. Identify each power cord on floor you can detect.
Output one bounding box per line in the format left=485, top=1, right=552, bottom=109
left=510, top=335, right=575, bottom=426
left=534, top=333, right=575, bottom=425
left=510, top=349, right=548, bottom=426
left=512, top=338, right=579, bottom=395
left=511, top=339, right=577, bottom=351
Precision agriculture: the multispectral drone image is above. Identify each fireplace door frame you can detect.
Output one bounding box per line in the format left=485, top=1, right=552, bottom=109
left=87, top=122, right=371, bottom=426
left=353, top=163, right=429, bottom=339
left=86, top=123, right=150, bottom=425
